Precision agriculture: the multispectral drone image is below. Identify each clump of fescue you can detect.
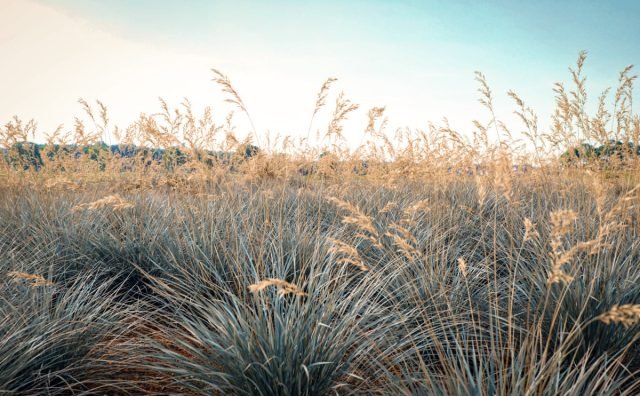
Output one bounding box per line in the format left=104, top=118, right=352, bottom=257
left=547, top=185, right=638, bottom=285
left=0, top=273, right=143, bottom=394
left=1, top=51, right=640, bottom=394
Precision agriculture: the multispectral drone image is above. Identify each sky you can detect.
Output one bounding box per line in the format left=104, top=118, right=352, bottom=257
left=1, top=0, right=639, bottom=147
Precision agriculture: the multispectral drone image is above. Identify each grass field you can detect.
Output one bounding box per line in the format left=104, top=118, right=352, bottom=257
left=1, top=53, right=640, bottom=394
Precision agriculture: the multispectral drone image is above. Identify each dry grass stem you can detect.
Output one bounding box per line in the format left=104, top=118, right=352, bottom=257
left=248, top=278, right=307, bottom=297
left=327, top=237, right=369, bottom=271
left=74, top=194, right=135, bottom=211
left=457, top=257, right=468, bottom=277
left=7, top=271, right=55, bottom=287
left=598, top=304, right=640, bottom=328
left=523, top=218, right=539, bottom=242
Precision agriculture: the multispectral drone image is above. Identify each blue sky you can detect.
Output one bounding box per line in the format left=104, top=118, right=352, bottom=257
left=45, top=0, right=640, bottom=72
left=2, top=0, right=639, bottom=145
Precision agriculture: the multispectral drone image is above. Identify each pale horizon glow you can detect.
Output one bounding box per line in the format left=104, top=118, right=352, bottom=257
left=1, top=0, right=639, bottom=147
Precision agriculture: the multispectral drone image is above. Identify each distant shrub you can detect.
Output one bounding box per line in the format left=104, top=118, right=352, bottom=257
left=561, top=140, right=640, bottom=167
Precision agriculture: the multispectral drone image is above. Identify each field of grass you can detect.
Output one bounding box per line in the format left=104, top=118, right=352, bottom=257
left=1, top=53, right=640, bottom=394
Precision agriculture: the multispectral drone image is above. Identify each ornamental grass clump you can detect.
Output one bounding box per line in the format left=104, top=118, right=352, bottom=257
left=0, top=51, right=639, bottom=393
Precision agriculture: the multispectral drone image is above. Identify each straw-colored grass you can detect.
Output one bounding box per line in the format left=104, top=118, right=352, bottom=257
left=1, top=52, right=639, bottom=394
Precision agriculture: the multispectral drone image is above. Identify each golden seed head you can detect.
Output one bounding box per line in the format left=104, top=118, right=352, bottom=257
left=598, top=304, right=640, bottom=328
